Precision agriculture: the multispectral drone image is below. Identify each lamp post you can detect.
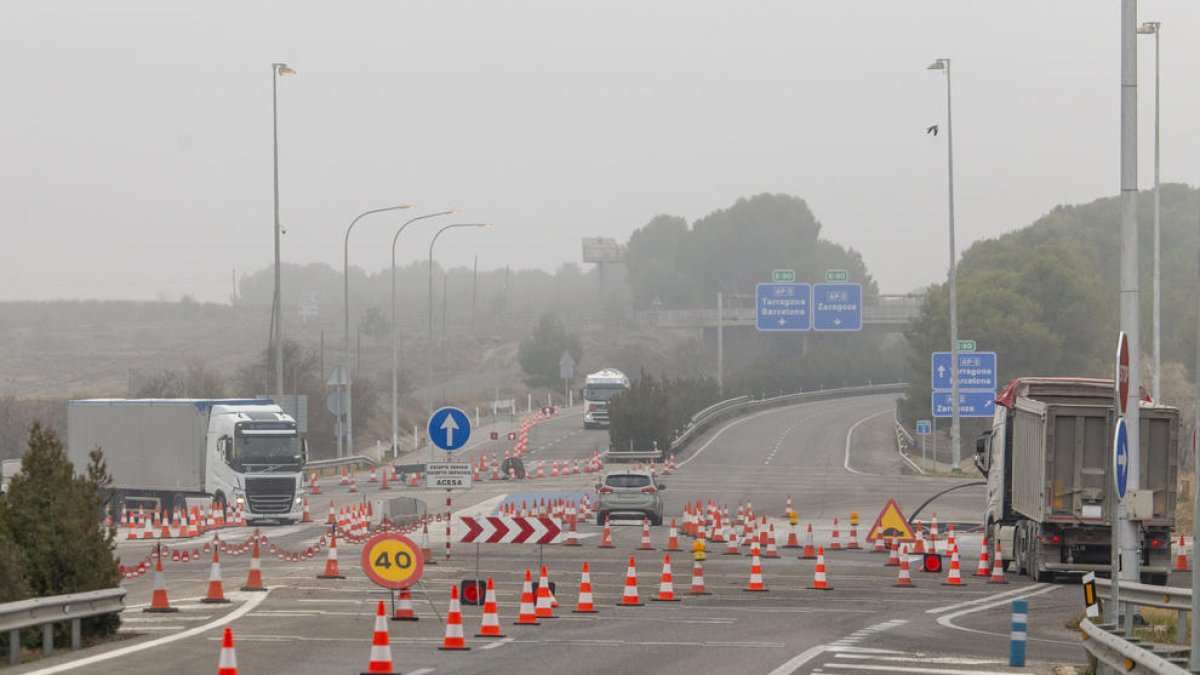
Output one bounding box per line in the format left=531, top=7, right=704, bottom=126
left=391, top=210, right=456, bottom=457
left=1138, top=21, right=1162, bottom=402
left=927, top=57, right=961, bottom=469
left=426, top=224, right=491, bottom=426
left=271, top=62, right=296, bottom=402
left=342, top=205, right=414, bottom=458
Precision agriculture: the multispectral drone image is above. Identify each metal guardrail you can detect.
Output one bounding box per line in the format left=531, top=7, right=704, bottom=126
left=1, top=587, right=127, bottom=665
left=1080, top=618, right=1191, bottom=675
left=306, top=455, right=375, bottom=475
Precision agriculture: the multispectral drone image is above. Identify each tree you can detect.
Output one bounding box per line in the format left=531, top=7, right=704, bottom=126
left=135, top=361, right=225, bottom=399
left=517, top=313, right=582, bottom=388
left=608, top=371, right=670, bottom=453
left=359, top=306, right=391, bottom=339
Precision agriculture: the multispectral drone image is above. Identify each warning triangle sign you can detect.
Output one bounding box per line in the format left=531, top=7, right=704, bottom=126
left=865, top=499, right=916, bottom=543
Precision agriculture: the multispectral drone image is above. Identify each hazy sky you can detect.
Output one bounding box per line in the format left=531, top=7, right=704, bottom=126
left=2, top=2, right=1198, bottom=302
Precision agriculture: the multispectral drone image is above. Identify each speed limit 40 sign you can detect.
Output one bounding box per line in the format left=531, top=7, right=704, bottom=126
left=361, top=532, right=424, bottom=589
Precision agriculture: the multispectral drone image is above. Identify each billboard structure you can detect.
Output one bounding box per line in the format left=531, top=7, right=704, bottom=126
left=582, top=237, right=622, bottom=263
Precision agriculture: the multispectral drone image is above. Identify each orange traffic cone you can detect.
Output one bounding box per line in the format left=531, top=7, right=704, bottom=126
left=475, top=577, right=506, bottom=637
left=573, top=562, right=597, bottom=613
left=942, top=548, right=966, bottom=586
left=301, top=496, right=312, bottom=523
left=808, top=546, right=832, bottom=590
left=217, top=627, right=238, bottom=675
left=638, top=518, right=654, bottom=550
left=318, top=528, right=346, bottom=579
left=689, top=560, right=711, bottom=595
left=598, top=516, right=615, bottom=548
left=392, top=588, right=418, bottom=622
left=144, top=549, right=178, bottom=613
left=989, top=541, right=1008, bottom=584
left=975, top=537, right=991, bottom=576
left=202, top=546, right=231, bottom=603
left=1175, top=536, right=1191, bottom=572
left=885, top=536, right=900, bottom=566
left=513, top=570, right=540, bottom=625
left=801, top=524, right=817, bottom=559
left=362, top=601, right=396, bottom=673
left=379, top=468, right=390, bottom=491
left=745, top=545, right=767, bottom=592
left=421, top=521, right=436, bottom=565
left=617, top=556, right=644, bottom=606
left=241, top=532, right=266, bottom=591
left=783, top=520, right=801, bottom=548
left=535, top=565, right=556, bottom=619
left=327, top=500, right=336, bottom=525
left=437, top=586, right=470, bottom=651
left=763, top=524, right=779, bottom=558
left=830, top=519, right=842, bottom=550
left=895, top=544, right=914, bottom=587
left=652, top=554, right=680, bottom=602
left=563, top=513, right=581, bottom=546
left=872, top=534, right=886, bottom=553
left=664, top=519, right=682, bottom=551
left=847, top=519, right=861, bottom=549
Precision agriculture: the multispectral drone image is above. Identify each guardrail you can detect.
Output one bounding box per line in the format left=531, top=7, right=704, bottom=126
left=1082, top=578, right=1194, bottom=674
left=893, top=416, right=925, bottom=474
left=305, top=455, right=376, bottom=476
left=1, top=587, right=127, bottom=666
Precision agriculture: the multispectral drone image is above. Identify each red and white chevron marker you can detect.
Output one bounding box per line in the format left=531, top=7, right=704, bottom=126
left=459, top=516, right=563, bottom=544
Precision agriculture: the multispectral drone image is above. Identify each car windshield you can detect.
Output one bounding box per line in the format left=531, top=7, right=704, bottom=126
left=605, top=474, right=651, bottom=489
left=584, top=384, right=626, bottom=402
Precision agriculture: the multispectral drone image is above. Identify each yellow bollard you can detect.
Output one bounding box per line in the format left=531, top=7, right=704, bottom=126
left=692, top=538, right=707, bottom=562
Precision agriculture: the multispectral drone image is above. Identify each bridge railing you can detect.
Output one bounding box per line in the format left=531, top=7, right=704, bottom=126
left=1080, top=578, right=1194, bottom=674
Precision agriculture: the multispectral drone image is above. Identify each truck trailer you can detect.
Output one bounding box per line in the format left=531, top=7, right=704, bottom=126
left=67, top=399, right=307, bottom=523
left=975, top=378, right=1178, bottom=583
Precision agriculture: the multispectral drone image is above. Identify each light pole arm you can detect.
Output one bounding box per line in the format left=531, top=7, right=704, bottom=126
left=426, top=223, right=491, bottom=417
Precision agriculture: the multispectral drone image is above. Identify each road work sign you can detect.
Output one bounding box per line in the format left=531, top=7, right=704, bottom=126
left=425, top=462, right=473, bottom=489
left=864, top=498, right=916, bottom=543
left=361, top=533, right=424, bottom=589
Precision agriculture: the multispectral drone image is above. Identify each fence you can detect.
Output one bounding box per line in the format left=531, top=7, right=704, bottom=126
left=1081, top=578, right=1194, bottom=674
left=1, top=587, right=126, bottom=666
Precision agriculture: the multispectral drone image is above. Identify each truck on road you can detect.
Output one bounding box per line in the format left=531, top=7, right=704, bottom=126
left=582, top=368, right=630, bottom=429
left=975, top=378, right=1178, bottom=583
left=67, top=399, right=308, bottom=523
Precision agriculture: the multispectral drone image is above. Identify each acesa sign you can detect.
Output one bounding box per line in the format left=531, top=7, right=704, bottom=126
left=424, top=462, right=473, bottom=489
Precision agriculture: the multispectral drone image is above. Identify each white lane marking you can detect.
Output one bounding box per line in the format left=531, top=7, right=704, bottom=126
left=843, top=409, right=893, bottom=475
left=926, top=583, right=1047, bottom=614
left=824, top=664, right=1021, bottom=675
left=675, top=407, right=785, bottom=469
left=408, top=669, right=436, bottom=675
left=935, top=584, right=1073, bottom=644
left=834, top=654, right=1007, bottom=665
left=769, top=621, right=907, bottom=675
left=23, top=591, right=269, bottom=675
left=766, top=645, right=828, bottom=675
left=479, top=637, right=513, bottom=651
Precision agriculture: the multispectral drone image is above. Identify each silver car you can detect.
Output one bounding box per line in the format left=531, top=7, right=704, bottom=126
left=595, top=470, right=664, bottom=526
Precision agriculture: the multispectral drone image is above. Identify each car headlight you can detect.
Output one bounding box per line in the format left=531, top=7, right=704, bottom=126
left=294, top=496, right=303, bottom=504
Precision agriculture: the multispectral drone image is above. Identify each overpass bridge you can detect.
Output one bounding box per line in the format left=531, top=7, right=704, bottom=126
left=631, top=293, right=924, bottom=329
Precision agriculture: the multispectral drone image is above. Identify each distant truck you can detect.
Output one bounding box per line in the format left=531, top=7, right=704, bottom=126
left=975, top=378, right=1178, bottom=584
left=582, top=369, right=630, bottom=429
left=1, top=459, right=19, bottom=494
left=67, top=399, right=308, bottom=524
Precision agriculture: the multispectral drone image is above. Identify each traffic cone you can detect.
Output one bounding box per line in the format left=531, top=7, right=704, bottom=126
left=830, top=518, right=841, bottom=550
left=240, top=532, right=266, bottom=591
left=362, top=601, right=397, bottom=673
left=310, top=471, right=321, bottom=495
left=217, top=627, right=238, bottom=675
left=617, top=556, right=644, bottom=606
left=989, top=541, right=1008, bottom=584
left=563, top=513, right=581, bottom=546
left=872, top=534, right=886, bottom=553
left=801, top=524, right=816, bottom=559
left=664, top=519, right=682, bottom=551
left=930, top=513, right=939, bottom=542
left=942, top=548, right=966, bottom=586
left=1175, top=536, right=1191, bottom=572
left=723, top=524, right=740, bottom=555
left=974, top=537, right=991, bottom=576
left=327, top=500, right=336, bottom=525
left=535, top=565, right=556, bottom=619
left=885, top=536, right=900, bottom=566
left=946, top=523, right=957, bottom=556
left=895, top=544, right=914, bottom=587
left=573, top=562, right=597, bottom=613
left=392, top=588, right=418, bottom=621
left=689, top=560, right=711, bottom=595
left=202, top=547, right=231, bottom=603
left=438, top=585, right=470, bottom=651
left=301, top=496, right=312, bottom=523
left=745, top=545, right=767, bottom=592
left=514, top=570, right=540, bottom=625
left=421, top=521, right=436, bottom=565
left=638, top=518, right=654, bottom=550
left=598, top=516, right=615, bottom=548
left=652, top=554, right=680, bottom=602
left=913, top=520, right=926, bottom=554
left=808, top=546, right=833, bottom=590
left=764, top=524, right=779, bottom=558
left=783, top=520, right=801, bottom=548
left=143, top=550, right=178, bottom=613
left=379, top=468, right=390, bottom=491
left=475, top=577, right=506, bottom=637
left=318, top=528, right=346, bottom=579
left=782, top=495, right=793, bottom=518
left=847, top=519, right=861, bottom=549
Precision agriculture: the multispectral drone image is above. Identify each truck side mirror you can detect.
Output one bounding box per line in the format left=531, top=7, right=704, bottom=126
left=974, top=431, right=991, bottom=475
left=218, top=436, right=233, bottom=463
left=301, top=438, right=309, bottom=465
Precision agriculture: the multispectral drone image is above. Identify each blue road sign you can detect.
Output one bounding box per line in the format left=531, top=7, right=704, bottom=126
left=1114, top=418, right=1129, bottom=500
left=932, top=391, right=997, bottom=418
left=931, top=352, right=997, bottom=391
left=428, top=406, right=471, bottom=452
left=756, top=283, right=811, bottom=331
left=916, top=420, right=932, bottom=435
left=812, top=283, right=862, bottom=331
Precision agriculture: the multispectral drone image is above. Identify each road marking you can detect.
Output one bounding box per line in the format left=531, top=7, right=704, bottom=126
left=824, top=664, right=1022, bottom=675
left=675, top=407, right=787, bottom=469
left=834, top=654, right=1007, bottom=665
left=766, top=645, right=828, bottom=675
left=770, top=620, right=906, bottom=674
left=843, top=409, right=893, bottom=475
left=408, top=669, right=436, bottom=675
left=22, top=591, right=269, bottom=675
left=479, top=637, right=513, bottom=651
left=926, top=583, right=1047, bottom=614
left=935, top=584, right=1071, bottom=644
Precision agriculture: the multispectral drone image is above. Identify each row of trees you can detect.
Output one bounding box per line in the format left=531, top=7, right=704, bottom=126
left=608, top=372, right=720, bottom=453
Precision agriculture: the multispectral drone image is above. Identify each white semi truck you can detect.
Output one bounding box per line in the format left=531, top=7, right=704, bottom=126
left=582, top=369, right=630, bottom=429
left=67, top=399, right=308, bottom=524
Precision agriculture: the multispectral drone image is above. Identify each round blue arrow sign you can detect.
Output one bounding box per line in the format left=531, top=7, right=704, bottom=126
left=1113, top=418, right=1129, bottom=501
left=428, top=406, right=471, bottom=452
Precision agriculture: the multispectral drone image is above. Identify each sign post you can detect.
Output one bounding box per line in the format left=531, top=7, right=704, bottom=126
left=916, top=420, right=931, bottom=460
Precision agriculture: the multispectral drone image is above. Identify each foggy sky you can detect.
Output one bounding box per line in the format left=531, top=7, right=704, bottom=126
left=2, top=2, right=1197, bottom=303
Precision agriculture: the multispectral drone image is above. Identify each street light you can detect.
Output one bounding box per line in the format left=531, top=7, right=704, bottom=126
left=271, top=62, right=296, bottom=402
left=390, top=210, right=456, bottom=457
left=426, top=223, right=492, bottom=427
left=927, top=57, right=961, bottom=470
left=1138, top=21, right=1162, bottom=401
left=342, top=204, right=414, bottom=458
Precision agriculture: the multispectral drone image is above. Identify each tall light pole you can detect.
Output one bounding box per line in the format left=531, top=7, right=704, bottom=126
left=928, top=57, right=961, bottom=469
left=391, top=210, right=456, bottom=457
left=1138, top=21, right=1161, bottom=401
left=342, top=205, right=414, bottom=457
left=427, top=224, right=491, bottom=424
left=271, top=62, right=296, bottom=402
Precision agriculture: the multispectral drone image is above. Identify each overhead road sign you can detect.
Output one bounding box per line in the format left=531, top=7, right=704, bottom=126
left=425, top=462, right=473, bottom=489
left=932, top=391, right=996, bottom=418
left=755, top=283, right=811, bottom=331
left=459, top=516, right=563, bottom=544
left=865, top=498, right=915, bottom=543
left=428, top=406, right=471, bottom=452
left=812, top=283, right=862, bottom=331
left=361, top=533, right=424, bottom=589
left=931, top=352, right=997, bottom=391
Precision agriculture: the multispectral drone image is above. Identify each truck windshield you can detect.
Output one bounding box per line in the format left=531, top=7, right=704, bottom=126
left=584, top=384, right=626, bottom=402
left=233, top=429, right=301, bottom=470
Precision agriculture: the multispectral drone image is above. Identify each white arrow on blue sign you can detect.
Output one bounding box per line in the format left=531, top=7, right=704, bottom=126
left=755, top=283, right=811, bottom=331
left=1113, top=418, right=1129, bottom=500
left=931, top=352, right=997, bottom=391
left=916, top=420, right=931, bottom=435
left=428, top=406, right=472, bottom=452
left=931, top=391, right=996, bottom=418
left=812, top=283, right=863, bottom=331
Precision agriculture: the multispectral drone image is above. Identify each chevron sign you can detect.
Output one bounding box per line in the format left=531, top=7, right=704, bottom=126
left=459, top=516, right=563, bottom=544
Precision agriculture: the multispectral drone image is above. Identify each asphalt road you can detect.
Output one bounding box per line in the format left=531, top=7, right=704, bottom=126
left=13, top=396, right=1100, bottom=675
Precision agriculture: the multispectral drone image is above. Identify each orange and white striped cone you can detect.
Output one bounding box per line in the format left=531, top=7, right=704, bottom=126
left=745, top=545, right=767, bottom=592
left=240, top=533, right=266, bottom=591
left=573, top=562, right=597, bottom=613
left=808, top=546, right=833, bottom=590
left=801, top=524, right=817, bottom=559
left=438, top=585, right=470, bottom=650
left=202, top=546, right=231, bottom=603
left=217, top=627, right=238, bottom=675
left=475, top=577, right=506, bottom=637
left=310, top=471, right=321, bottom=495
left=535, top=565, right=556, bottom=619
left=617, top=556, right=644, bottom=606
left=782, top=495, right=793, bottom=518
left=942, top=548, right=966, bottom=586
left=392, top=588, right=418, bottom=622
left=764, top=524, right=779, bottom=558
left=301, top=496, right=312, bottom=523
left=912, top=520, right=926, bottom=554
left=318, top=528, right=346, bottom=579
left=974, top=536, right=991, bottom=576
left=143, top=550, right=178, bottom=613
left=1175, top=536, right=1191, bottom=572
left=830, top=518, right=842, bottom=550
left=872, top=534, right=886, bottom=553
left=421, top=521, right=436, bottom=565
left=563, top=513, right=580, bottom=546
left=946, top=524, right=957, bottom=556
left=930, top=513, right=939, bottom=543
left=884, top=536, right=900, bottom=566
left=664, top=519, right=682, bottom=551
left=989, top=541, right=1008, bottom=584
left=689, top=560, right=711, bottom=595
left=362, top=600, right=397, bottom=673
left=652, top=554, right=680, bottom=602
left=513, top=570, right=540, bottom=625
left=598, top=517, right=615, bottom=548
left=369, top=467, right=378, bottom=483
left=327, top=500, right=337, bottom=525
left=847, top=520, right=861, bottom=549
left=638, top=518, right=654, bottom=550
left=379, top=468, right=390, bottom=491
left=783, top=520, right=801, bottom=548
left=723, top=520, right=740, bottom=555
left=895, top=544, right=914, bottom=587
